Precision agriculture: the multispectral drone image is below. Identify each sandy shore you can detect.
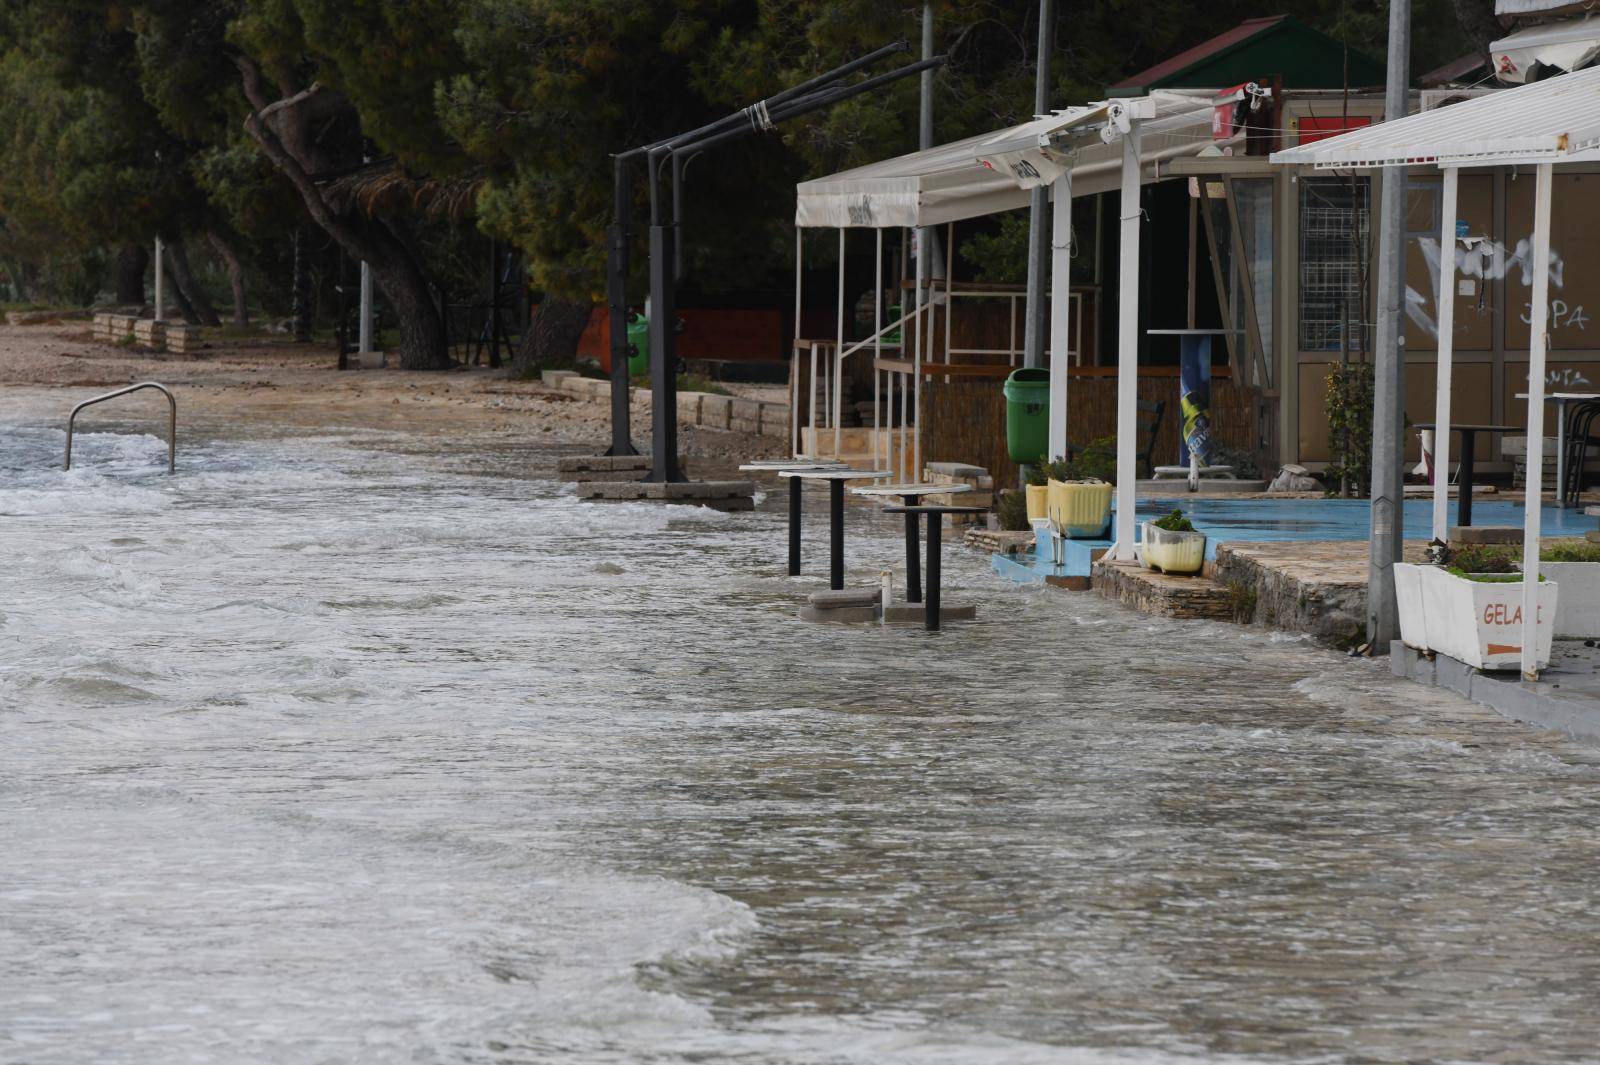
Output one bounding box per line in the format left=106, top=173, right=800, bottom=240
left=0, top=321, right=787, bottom=476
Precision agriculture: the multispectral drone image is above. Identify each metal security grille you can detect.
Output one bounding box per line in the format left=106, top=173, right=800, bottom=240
left=1299, top=178, right=1371, bottom=352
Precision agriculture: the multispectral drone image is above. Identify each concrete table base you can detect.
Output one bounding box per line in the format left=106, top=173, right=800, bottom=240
left=576, top=479, right=754, bottom=511
left=882, top=603, right=977, bottom=624
left=559, top=455, right=661, bottom=482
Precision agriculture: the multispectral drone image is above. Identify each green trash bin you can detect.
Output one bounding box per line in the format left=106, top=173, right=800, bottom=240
left=1002, top=367, right=1051, bottom=464
left=625, top=313, right=649, bottom=376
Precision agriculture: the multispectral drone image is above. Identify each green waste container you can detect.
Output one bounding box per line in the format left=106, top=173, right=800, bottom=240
left=1002, top=367, right=1051, bottom=464
left=625, top=313, right=649, bottom=376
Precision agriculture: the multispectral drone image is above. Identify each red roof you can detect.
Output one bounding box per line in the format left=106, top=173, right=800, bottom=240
left=1112, top=16, right=1289, bottom=90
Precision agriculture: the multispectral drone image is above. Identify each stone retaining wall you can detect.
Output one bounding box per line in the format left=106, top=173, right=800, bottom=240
left=94, top=312, right=200, bottom=353
left=541, top=370, right=788, bottom=439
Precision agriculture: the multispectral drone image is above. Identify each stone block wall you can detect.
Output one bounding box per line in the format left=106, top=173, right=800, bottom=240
left=132, top=319, right=166, bottom=350
left=922, top=461, right=994, bottom=525
left=539, top=371, right=787, bottom=439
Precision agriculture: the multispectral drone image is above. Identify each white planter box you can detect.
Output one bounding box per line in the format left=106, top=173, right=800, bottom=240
left=1395, top=563, right=1558, bottom=671
left=1531, top=561, right=1600, bottom=639
left=1139, top=522, right=1206, bottom=575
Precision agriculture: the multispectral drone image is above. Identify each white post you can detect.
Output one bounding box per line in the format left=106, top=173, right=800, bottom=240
left=835, top=228, right=846, bottom=458
left=914, top=227, right=925, bottom=478
left=1048, top=170, right=1073, bottom=460
left=359, top=262, right=374, bottom=353
left=1520, top=162, right=1554, bottom=682
left=1113, top=119, right=1143, bottom=559
left=793, top=227, right=803, bottom=456
left=1430, top=167, right=1459, bottom=544
left=153, top=237, right=164, bottom=321
left=874, top=228, right=883, bottom=471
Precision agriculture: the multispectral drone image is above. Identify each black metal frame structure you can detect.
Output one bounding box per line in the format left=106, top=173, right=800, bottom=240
left=605, top=41, right=944, bottom=480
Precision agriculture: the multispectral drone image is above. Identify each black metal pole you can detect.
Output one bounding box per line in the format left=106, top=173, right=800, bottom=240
left=648, top=219, right=681, bottom=482
left=1458, top=429, right=1475, bottom=529
left=829, top=479, right=845, bottom=590
left=488, top=239, right=500, bottom=368
left=606, top=158, right=638, bottom=456
left=926, top=516, right=942, bottom=631
left=901, top=495, right=922, bottom=603
left=673, top=56, right=947, bottom=159
left=788, top=476, right=803, bottom=575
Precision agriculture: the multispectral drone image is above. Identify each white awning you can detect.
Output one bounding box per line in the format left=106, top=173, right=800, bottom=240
left=794, top=92, right=1226, bottom=228
left=1492, top=17, right=1600, bottom=84
left=1269, top=64, right=1600, bottom=169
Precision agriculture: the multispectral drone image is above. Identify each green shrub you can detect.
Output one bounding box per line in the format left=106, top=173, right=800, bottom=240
left=996, top=488, right=1029, bottom=531
left=1442, top=544, right=1517, bottom=574
left=1543, top=541, right=1600, bottom=562
left=1152, top=508, right=1195, bottom=532
left=1325, top=363, right=1374, bottom=496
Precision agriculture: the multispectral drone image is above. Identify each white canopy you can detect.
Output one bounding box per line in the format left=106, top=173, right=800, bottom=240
left=1492, top=17, right=1600, bottom=84
left=1272, top=67, right=1600, bottom=680
left=794, top=92, right=1223, bottom=228
left=1270, top=63, right=1600, bottom=168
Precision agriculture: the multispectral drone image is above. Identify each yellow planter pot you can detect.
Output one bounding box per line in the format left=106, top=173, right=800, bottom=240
left=1025, top=484, right=1049, bottom=523
left=1140, top=521, right=1207, bottom=575
left=1045, top=479, right=1113, bottom=539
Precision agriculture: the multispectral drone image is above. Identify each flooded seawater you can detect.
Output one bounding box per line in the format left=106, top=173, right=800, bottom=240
left=4, top=414, right=1600, bottom=1065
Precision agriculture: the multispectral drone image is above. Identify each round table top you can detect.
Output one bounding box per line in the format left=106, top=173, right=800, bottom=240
left=1145, top=328, right=1244, bottom=335
left=850, top=482, right=973, bottom=497
left=778, top=468, right=891, bottom=480
left=737, top=458, right=848, bottom=470
left=1414, top=423, right=1518, bottom=433
left=882, top=504, right=989, bottom=515
left=1515, top=392, right=1600, bottom=401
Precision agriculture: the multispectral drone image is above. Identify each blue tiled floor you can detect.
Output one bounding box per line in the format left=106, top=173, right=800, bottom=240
left=1135, top=495, right=1595, bottom=546
left=992, top=496, right=1596, bottom=585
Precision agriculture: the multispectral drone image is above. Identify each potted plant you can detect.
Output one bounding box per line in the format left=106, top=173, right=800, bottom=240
left=1140, top=509, right=1206, bottom=575
left=1035, top=456, right=1110, bottom=541
left=1395, top=544, right=1559, bottom=670
left=1024, top=463, right=1049, bottom=523
left=1530, top=541, right=1600, bottom=639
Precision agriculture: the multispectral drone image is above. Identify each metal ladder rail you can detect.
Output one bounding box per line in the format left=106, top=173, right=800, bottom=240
left=64, top=382, right=177, bottom=474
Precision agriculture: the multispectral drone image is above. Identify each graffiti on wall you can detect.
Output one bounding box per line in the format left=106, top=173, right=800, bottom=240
left=1404, top=234, right=1583, bottom=340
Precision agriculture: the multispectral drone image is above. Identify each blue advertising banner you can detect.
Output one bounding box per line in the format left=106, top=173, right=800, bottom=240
left=1178, top=335, right=1214, bottom=467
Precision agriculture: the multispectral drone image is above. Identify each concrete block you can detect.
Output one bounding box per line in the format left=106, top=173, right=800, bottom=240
left=541, top=369, right=578, bottom=387
left=1449, top=525, right=1522, bottom=545
left=882, top=603, right=977, bottom=624
left=351, top=351, right=385, bottom=369
left=809, top=588, right=880, bottom=609
left=631, top=386, right=652, bottom=409
left=758, top=404, right=790, bottom=438
left=699, top=395, right=733, bottom=430
left=799, top=604, right=878, bottom=623
left=925, top=462, right=987, bottom=480
left=677, top=392, right=704, bottom=423
left=165, top=324, right=199, bottom=354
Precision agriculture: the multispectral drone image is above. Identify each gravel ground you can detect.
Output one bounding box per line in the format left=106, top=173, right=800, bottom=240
left=0, top=322, right=787, bottom=476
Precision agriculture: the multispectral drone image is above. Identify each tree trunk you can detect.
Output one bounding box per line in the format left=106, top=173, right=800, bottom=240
left=164, top=238, right=222, bottom=326
left=235, top=62, right=449, bottom=370
left=514, top=297, right=592, bottom=376
left=1450, top=0, right=1503, bottom=56
left=114, top=243, right=148, bottom=306
left=207, top=229, right=249, bottom=327
left=290, top=229, right=312, bottom=342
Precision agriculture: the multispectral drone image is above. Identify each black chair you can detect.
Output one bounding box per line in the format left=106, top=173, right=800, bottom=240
left=1563, top=400, right=1600, bottom=506
left=1066, top=399, right=1167, bottom=479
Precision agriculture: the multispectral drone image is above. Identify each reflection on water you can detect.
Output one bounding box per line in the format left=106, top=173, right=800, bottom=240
left=3, top=417, right=1600, bottom=1064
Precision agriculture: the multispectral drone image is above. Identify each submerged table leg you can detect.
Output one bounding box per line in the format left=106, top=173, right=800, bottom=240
left=1555, top=400, right=1570, bottom=507
left=829, top=479, right=845, bottom=591
left=925, top=515, right=942, bottom=631
left=788, top=475, right=802, bottom=576
left=1458, top=430, right=1476, bottom=529
left=901, top=495, right=922, bottom=603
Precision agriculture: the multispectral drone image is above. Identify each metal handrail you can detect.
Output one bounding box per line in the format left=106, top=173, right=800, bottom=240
left=64, top=382, right=177, bottom=473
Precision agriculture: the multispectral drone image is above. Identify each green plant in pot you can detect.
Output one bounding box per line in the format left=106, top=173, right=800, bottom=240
left=1141, top=508, right=1206, bottom=575
left=1038, top=450, right=1113, bottom=540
